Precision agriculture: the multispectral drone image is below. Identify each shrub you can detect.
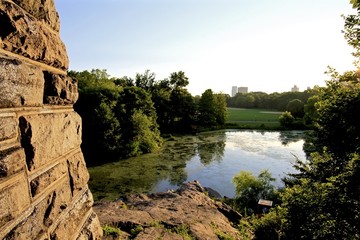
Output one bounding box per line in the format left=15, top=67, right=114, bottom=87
left=279, top=111, right=294, bottom=128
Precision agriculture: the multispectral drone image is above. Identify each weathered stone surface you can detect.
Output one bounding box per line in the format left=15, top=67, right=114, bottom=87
left=0, top=115, right=17, bottom=141
left=67, top=151, right=89, bottom=196
left=0, top=0, right=102, bottom=238
left=4, top=179, right=72, bottom=239
left=135, top=227, right=184, bottom=240
left=50, top=188, right=94, bottom=239
left=18, top=112, right=82, bottom=171
left=11, top=0, right=60, bottom=32
left=94, top=181, right=242, bottom=240
left=0, top=57, right=44, bottom=107
left=0, top=1, right=69, bottom=70
left=44, top=71, right=79, bottom=105
left=76, top=212, right=103, bottom=240
left=42, top=179, right=72, bottom=227
left=30, top=162, right=67, bottom=197
left=0, top=147, right=25, bottom=178
left=0, top=174, right=31, bottom=228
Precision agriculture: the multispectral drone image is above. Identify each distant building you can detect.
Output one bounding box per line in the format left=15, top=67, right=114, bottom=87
left=238, top=87, right=249, bottom=93
left=231, top=86, right=238, bottom=97
left=232, top=85, right=249, bottom=96
left=291, top=85, right=299, bottom=92
left=238, top=87, right=248, bottom=94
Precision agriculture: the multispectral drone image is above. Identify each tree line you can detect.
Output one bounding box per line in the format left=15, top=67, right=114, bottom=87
left=69, top=69, right=227, bottom=164
left=226, top=90, right=315, bottom=111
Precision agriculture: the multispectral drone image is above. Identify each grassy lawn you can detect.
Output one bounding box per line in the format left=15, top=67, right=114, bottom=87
left=226, top=108, right=283, bottom=129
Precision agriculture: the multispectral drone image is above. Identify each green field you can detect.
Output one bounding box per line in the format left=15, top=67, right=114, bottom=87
left=226, top=108, right=283, bottom=129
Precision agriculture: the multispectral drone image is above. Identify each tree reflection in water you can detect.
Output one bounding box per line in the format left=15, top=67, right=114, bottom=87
left=278, top=131, right=306, bottom=146
left=197, top=131, right=226, bottom=165
left=88, top=130, right=305, bottom=201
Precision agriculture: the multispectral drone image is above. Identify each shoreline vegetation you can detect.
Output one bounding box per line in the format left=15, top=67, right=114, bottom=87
left=70, top=68, right=314, bottom=166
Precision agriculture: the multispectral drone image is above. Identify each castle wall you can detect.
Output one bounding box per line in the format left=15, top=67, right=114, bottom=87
left=0, top=0, right=102, bottom=239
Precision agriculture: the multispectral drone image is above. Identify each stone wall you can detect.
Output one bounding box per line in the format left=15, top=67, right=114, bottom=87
left=0, top=0, right=102, bottom=239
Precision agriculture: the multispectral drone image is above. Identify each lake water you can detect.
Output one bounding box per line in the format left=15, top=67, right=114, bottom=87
left=88, top=130, right=307, bottom=201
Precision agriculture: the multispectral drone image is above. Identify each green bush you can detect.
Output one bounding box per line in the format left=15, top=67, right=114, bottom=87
left=103, top=224, right=122, bottom=238
left=232, top=170, right=277, bottom=214
left=278, top=111, right=294, bottom=128
left=252, top=207, right=285, bottom=240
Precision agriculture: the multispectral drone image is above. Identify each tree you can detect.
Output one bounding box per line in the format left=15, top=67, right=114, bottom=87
left=135, top=69, right=155, bottom=90
left=343, top=0, right=360, bottom=60
left=281, top=73, right=360, bottom=239
left=169, top=88, right=196, bottom=131
left=279, top=111, right=294, bottom=128
left=129, top=110, right=163, bottom=155
left=279, top=2, right=360, bottom=237
left=151, top=79, right=172, bottom=132
left=117, top=86, right=162, bottom=157
left=169, top=71, right=189, bottom=89
left=281, top=152, right=360, bottom=239
left=303, top=94, right=319, bottom=125
left=149, top=71, right=197, bottom=133
left=198, top=89, right=217, bottom=127
left=232, top=170, right=276, bottom=214
left=226, top=90, right=315, bottom=111
left=213, top=93, right=227, bottom=125
left=311, top=78, right=360, bottom=159
left=286, top=99, right=305, bottom=119
left=72, top=70, right=163, bottom=163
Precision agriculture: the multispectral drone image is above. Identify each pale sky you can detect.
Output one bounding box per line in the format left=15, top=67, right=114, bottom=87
left=54, top=0, right=356, bottom=96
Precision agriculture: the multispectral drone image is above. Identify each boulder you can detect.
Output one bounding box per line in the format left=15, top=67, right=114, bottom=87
left=94, top=181, right=242, bottom=240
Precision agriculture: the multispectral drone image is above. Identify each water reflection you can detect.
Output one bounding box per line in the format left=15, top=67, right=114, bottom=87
left=197, top=131, right=226, bottom=165
left=88, top=130, right=306, bottom=201
left=278, top=131, right=305, bottom=146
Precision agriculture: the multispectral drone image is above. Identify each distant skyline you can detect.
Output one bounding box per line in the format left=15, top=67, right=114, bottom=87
left=55, top=0, right=356, bottom=95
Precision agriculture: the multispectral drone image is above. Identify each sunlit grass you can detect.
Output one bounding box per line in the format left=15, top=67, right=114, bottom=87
left=227, top=108, right=282, bottom=122
left=225, top=108, right=283, bottom=129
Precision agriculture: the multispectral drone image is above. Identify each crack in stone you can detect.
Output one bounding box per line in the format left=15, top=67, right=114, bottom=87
left=19, top=116, right=35, bottom=171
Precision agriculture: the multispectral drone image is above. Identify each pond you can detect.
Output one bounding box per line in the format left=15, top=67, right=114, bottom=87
left=88, top=130, right=307, bottom=201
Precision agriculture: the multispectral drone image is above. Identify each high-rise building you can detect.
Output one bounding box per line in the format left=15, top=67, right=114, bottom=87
left=238, top=87, right=248, bottom=94
left=231, top=86, right=238, bottom=97
left=291, top=85, right=299, bottom=92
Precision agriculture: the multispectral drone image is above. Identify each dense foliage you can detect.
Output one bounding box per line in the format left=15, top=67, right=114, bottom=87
left=71, top=69, right=227, bottom=163
left=280, top=2, right=360, bottom=237
left=227, top=90, right=315, bottom=111
left=278, top=111, right=294, bottom=128
left=232, top=170, right=278, bottom=215
left=234, top=2, right=360, bottom=239
left=309, top=69, right=360, bottom=159
left=280, top=69, right=360, bottom=239
left=286, top=99, right=305, bottom=119
left=71, top=69, right=163, bottom=162
left=236, top=72, right=360, bottom=238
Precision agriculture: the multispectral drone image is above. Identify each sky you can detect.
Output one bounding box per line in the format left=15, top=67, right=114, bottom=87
left=54, top=0, right=357, bottom=96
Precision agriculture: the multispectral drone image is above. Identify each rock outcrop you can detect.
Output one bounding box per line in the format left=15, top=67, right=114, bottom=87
left=94, top=181, right=242, bottom=240
left=0, top=0, right=102, bottom=239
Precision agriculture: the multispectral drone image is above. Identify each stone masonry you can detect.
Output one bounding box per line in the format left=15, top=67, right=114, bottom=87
left=0, top=0, right=102, bottom=239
